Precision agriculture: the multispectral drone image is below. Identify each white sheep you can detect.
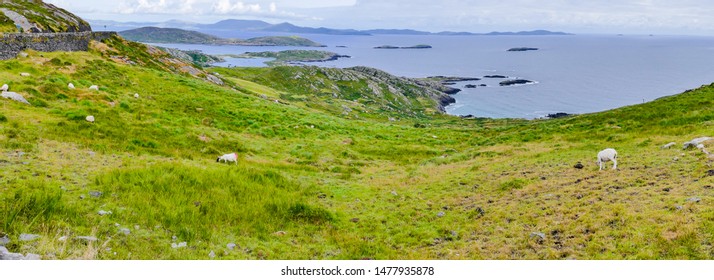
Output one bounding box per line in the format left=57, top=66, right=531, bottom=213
left=86, top=115, right=95, bottom=123
left=216, top=153, right=238, bottom=165
left=1, top=84, right=8, bottom=92
left=68, top=83, right=75, bottom=89
left=596, top=148, right=618, bottom=170
left=89, top=85, right=99, bottom=91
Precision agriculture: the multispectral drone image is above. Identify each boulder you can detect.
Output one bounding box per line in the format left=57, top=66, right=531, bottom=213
left=1, top=92, right=30, bottom=105
left=683, top=137, right=712, bottom=149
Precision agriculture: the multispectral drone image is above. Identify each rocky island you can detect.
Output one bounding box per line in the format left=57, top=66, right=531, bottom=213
left=374, top=44, right=432, bottom=49
left=499, top=79, right=535, bottom=86
left=238, top=50, right=350, bottom=66
left=507, top=47, right=539, bottom=52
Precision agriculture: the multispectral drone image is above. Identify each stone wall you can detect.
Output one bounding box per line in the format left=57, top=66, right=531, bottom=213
left=0, top=31, right=116, bottom=60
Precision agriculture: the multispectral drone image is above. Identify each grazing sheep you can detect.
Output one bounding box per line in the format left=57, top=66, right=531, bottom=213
left=1, top=84, right=8, bottom=92
left=86, top=115, right=95, bottom=123
left=68, top=83, right=75, bottom=89
left=596, top=148, right=618, bottom=170
left=216, top=153, right=238, bottom=165
left=89, top=85, right=99, bottom=91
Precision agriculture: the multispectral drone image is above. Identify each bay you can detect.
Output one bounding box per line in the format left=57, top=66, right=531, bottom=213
left=153, top=33, right=714, bottom=119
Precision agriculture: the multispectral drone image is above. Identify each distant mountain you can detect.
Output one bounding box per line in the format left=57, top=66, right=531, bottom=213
left=91, top=19, right=573, bottom=36
left=262, top=22, right=369, bottom=35
left=201, top=19, right=272, bottom=31
left=119, top=27, right=326, bottom=47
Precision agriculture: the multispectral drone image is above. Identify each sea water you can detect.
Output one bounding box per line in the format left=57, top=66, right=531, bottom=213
left=153, top=33, right=714, bottom=119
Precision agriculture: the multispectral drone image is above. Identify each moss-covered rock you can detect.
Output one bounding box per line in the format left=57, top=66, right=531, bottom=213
left=0, top=0, right=91, bottom=33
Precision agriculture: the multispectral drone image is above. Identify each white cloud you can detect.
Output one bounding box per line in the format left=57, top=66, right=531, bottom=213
left=212, top=0, right=262, bottom=14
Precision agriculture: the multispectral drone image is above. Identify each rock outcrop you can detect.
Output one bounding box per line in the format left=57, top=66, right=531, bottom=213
left=0, top=1, right=91, bottom=33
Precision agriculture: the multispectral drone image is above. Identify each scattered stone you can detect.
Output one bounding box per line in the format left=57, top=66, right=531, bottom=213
left=209, top=250, right=216, bottom=259
left=19, top=233, right=40, bottom=242
left=24, top=253, right=41, bottom=260
left=58, top=236, right=68, bottom=242
left=675, top=205, right=684, bottom=210
left=390, top=191, right=398, bottom=196
left=437, top=211, right=446, bottom=217
left=85, top=115, right=95, bottom=123
left=79, top=195, right=85, bottom=199
left=273, top=231, right=287, bottom=236
left=75, top=236, right=98, bottom=242
left=707, top=170, right=714, bottom=177
left=119, top=228, right=131, bottom=235
left=474, top=207, right=486, bottom=218
left=172, top=235, right=177, bottom=240
left=227, top=243, right=236, bottom=250
left=0, top=235, right=9, bottom=246
left=574, top=162, right=584, bottom=169
left=18, top=52, right=28, bottom=58
left=683, top=137, right=712, bottom=149
left=20, top=72, right=30, bottom=77
left=0, top=246, right=35, bottom=260
left=98, top=210, right=112, bottom=216
left=442, top=206, right=450, bottom=210
left=662, top=142, right=676, bottom=149
left=530, top=232, right=546, bottom=241
left=1, top=92, right=31, bottom=105
left=687, top=197, right=702, bottom=203
left=662, top=188, right=671, bottom=192
left=317, top=193, right=327, bottom=199
left=89, top=191, right=103, bottom=198
left=673, top=157, right=679, bottom=161
left=171, top=242, right=187, bottom=248
left=350, top=218, right=360, bottom=223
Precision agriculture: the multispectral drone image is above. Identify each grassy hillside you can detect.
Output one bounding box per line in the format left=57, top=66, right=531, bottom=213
left=1, top=37, right=713, bottom=260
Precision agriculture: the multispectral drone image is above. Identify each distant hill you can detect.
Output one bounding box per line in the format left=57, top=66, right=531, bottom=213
left=119, top=27, right=226, bottom=44
left=92, top=19, right=573, bottom=36
left=119, top=27, right=326, bottom=46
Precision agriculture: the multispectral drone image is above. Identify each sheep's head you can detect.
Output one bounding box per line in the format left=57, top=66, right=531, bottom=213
left=216, top=157, right=220, bottom=162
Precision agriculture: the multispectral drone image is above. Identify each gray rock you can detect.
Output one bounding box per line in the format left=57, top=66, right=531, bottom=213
left=1, top=92, right=30, bottom=105
left=24, top=253, right=41, bottom=260
left=19, top=233, right=40, bottom=242
left=227, top=243, right=236, bottom=250
left=683, top=137, right=712, bottom=149
left=119, top=228, right=131, bottom=235
left=89, top=191, right=103, bottom=198
left=209, top=250, right=216, bottom=259
left=0, top=246, right=25, bottom=260
left=391, top=191, right=398, bottom=196
left=437, top=211, right=446, bottom=217
left=662, top=142, right=676, bottom=149
left=98, top=210, right=112, bottom=216
left=206, top=74, right=223, bottom=85
left=687, top=197, right=702, bottom=203
left=530, top=232, right=546, bottom=239
left=171, top=242, right=187, bottom=249
left=58, top=236, right=68, bottom=242
left=0, top=235, right=9, bottom=245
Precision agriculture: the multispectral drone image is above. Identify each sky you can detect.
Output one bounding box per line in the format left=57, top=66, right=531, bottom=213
left=44, top=0, right=714, bottom=35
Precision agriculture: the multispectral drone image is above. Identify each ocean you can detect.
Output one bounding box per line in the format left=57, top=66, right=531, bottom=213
left=152, top=33, right=714, bottom=119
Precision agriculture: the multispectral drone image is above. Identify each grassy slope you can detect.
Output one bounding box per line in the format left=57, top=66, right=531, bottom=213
left=1, top=40, right=713, bottom=260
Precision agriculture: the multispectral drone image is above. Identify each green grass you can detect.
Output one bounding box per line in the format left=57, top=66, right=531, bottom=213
left=1, top=38, right=714, bottom=260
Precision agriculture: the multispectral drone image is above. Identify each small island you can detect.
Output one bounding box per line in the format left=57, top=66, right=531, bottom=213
left=507, top=47, right=539, bottom=52
left=238, top=50, right=350, bottom=66
left=499, top=79, right=534, bottom=86
left=374, top=44, right=432, bottom=49
left=483, top=75, right=508, bottom=79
